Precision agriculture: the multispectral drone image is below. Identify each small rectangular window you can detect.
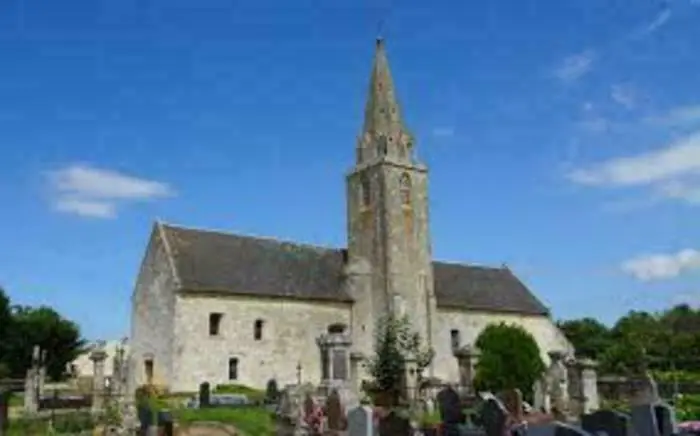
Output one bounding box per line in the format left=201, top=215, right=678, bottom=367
left=209, top=313, right=223, bottom=336
left=450, top=329, right=461, bottom=350
left=144, top=359, right=154, bottom=384
left=228, top=358, right=239, bottom=381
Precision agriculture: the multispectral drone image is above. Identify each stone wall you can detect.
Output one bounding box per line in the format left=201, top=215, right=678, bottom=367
left=432, top=309, right=573, bottom=382
left=129, top=225, right=177, bottom=391
left=171, top=294, right=352, bottom=392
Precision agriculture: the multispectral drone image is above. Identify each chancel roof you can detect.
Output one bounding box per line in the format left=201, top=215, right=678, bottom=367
left=158, top=223, right=550, bottom=316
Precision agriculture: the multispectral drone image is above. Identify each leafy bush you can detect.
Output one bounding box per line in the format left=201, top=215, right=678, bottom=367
left=473, top=322, right=545, bottom=402
left=676, top=394, right=700, bottom=421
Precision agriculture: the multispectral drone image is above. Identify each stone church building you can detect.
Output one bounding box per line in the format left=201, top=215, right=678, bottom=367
left=129, top=39, right=572, bottom=393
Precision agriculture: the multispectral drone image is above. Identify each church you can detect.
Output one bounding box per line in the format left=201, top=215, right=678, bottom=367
left=129, top=38, right=572, bottom=394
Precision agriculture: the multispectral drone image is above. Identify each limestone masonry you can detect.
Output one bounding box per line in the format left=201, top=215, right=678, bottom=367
left=129, top=39, right=572, bottom=393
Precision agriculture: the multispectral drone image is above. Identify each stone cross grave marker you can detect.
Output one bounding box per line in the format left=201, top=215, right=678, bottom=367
left=347, top=405, right=374, bottom=436
left=631, top=404, right=660, bottom=436
left=378, top=411, right=411, bottom=436
left=582, top=409, right=632, bottom=436
left=654, top=402, right=677, bottom=436
left=481, top=397, right=508, bottom=436
left=326, top=388, right=343, bottom=431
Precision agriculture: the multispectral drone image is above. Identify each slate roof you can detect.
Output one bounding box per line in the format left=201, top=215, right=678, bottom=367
left=160, top=223, right=549, bottom=316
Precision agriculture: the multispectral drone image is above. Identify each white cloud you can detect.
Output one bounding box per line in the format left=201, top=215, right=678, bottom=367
left=645, top=105, right=700, bottom=127
left=47, top=164, right=174, bottom=219
left=553, top=50, right=596, bottom=83
left=568, top=131, right=700, bottom=187
left=54, top=198, right=116, bottom=219
left=611, top=84, right=636, bottom=109
left=432, top=127, right=455, bottom=138
left=621, top=249, right=700, bottom=281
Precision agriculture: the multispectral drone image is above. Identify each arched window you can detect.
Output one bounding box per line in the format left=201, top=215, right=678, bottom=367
left=254, top=319, right=264, bottom=341
left=360, top=174, right=370, bottom=207
left=399, top=173, right=411, bottom=206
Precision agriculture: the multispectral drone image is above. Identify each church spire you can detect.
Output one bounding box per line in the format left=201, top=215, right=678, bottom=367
left=362, top=38, right=405, bottom=134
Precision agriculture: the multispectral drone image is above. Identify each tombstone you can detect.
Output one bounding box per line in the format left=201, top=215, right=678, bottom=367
left=24, top=367, right=38, bottom=413
left=378, top=411, right=411, bottom=436
left=502, top=388, right=525, bottom=422
left=199, top=382, right=211, bottom=408
left=326, top=389, right=344, bottom=431
left=579, top=359, right=599, bottom=413
left=547, top=351, right=571, bottom=421
left=481, top=397, right=508, bottom=436
left=454, top=346, right=479, bottom=395
left=0, top=389, right=9, bottom=436
left=527, top=422, right=592, bottom=436
left=654, top=402, right=678, bottom=436
left=631, top=404, right=660, bottom=436
left=632, top=372, right=660, bottom=406
left=437, top=386, right=463, bottom=424
left=347, top=405, right=375, bottom=436
left=533, top=378, right=550, bottom=412
left=582, top=410, right=632, bottom=436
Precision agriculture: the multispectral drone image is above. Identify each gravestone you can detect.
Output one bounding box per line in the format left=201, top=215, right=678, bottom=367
left=654, top=402, right=677, bottom=436
left=347, top=405, right=374, bottom=436
left=378, top=411, right=411, bottom=436
left=326, top=389, right=344, bottom=431
left=199, top=382, right=211, bottom=408
left=481, top=397, right=508, bottom=436
left=0, top=389, right=9, bottom=435
left=631, top=404, right=660, bottom=436
left=502, top=388, right=524, bottom=422
left=437, top=386, right=463, bottom=424
left=582, top=409, right=632, bottom=436
left=527, top=422, right=592, bottom=436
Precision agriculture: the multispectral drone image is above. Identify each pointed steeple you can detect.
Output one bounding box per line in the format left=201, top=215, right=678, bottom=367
left=362, top=38, right=405, bottom=134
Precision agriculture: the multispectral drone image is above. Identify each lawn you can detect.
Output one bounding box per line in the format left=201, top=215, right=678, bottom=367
left=174, top=406, right=275, bottom=435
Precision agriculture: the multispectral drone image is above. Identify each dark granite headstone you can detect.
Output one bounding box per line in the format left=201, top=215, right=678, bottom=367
left=199, top=382, right=211, bottom=408
left=631, top=404, right=660, bottom=436
left=0, top=389, right=9, bottom=434
left=654, top=403, right=677, bottom=436
left=582, top=410, right=632, bottom=436
left=438, top=386, right=463, bottom=424
left=481, top=398, right=508, bottom=436
left=326, top=389, right=343, bottom=431
left=378, top=411, right=411, bottom=436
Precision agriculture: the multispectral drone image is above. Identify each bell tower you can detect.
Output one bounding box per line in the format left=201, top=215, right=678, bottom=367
left=346, top=38, right=437, bottom=358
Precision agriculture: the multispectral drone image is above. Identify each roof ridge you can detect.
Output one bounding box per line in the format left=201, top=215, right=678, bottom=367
left=160, top=221, right=344, bottom=254
left=433, top=260, right=506, bottom=270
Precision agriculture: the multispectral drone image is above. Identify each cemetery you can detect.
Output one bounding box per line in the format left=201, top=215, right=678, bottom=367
left=3, top=314, right=700, bottom=436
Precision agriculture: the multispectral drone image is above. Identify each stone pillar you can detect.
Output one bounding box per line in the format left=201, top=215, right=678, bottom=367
left=90, top=347, right=108, bottom=412
left=453, top=346, right=478, bottom=396
left=404, top=357, right=419, bottom=408
left=38, top=350, right=47, bottom=397
left=24, top=368, right=38, bottom=413
left=533, top=378, right=549, bottom=412
left=546, top=350, right=570, bottom=420
left=565, top=358, right=585, bottom=421
left=579, top=358, right=599, bottom=413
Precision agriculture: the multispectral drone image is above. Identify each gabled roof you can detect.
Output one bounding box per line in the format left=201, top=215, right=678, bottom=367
left=158, top=223, right=549, bottom=316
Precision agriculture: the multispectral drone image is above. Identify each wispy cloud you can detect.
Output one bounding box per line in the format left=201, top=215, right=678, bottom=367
left=645, top=105, right=700, bottom=127
left=46, top=164, right=175, bottom=218
left=621, top=249, right=700, bottom=281
left=611, top=84, right=637, bottom=109
left=431, top=126, right=455, bottom=138
left=646, top=8, right=672, bottom=33
left=567, top=131, right=700, bottom=205
left=553, top=50, right=596, bottom=83
left=577, top=102, right=610, bottom=133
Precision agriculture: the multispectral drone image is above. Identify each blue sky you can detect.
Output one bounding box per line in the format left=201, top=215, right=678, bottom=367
left=1, top=0, right=699, bottom=340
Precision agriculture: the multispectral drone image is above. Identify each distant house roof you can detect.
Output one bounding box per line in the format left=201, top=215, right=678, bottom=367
left=159, top=223, right=549, bottom=316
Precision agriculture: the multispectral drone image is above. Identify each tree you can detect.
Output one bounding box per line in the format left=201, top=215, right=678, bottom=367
left=3, top=305, right=86, bottom=380
left=365, top=314, right=434, bottom=406
left=557, top=317, right=611, bottom=360
left=0, top=287, right=12, bottom=377
left=473, top=322, right=545, bottom=401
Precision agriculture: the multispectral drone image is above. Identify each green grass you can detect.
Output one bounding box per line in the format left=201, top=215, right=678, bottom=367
left=174, top=406, right=275, bottom=435
left=8, top=393, right=23, bottom=407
